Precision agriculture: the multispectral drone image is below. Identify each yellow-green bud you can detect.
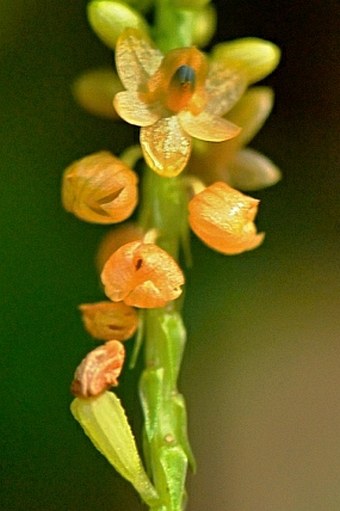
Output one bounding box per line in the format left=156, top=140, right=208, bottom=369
left=191, top=5, right=216, bottom=47
left=72, top=68, right=123, bottom=119
left=87, top=0, right=149, bottom=50
left=212, top=38, right=281, bottom=84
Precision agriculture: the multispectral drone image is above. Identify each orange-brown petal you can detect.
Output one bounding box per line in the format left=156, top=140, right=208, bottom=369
left=79, top=301, right=138, bottom=341
left=71, top=340, right=125, bottom=398
left=101, top=240, right=184, bottom=308
left=140, top=116, right=191, bottom=176
left=144, top=47, right=208, bottom=114
left=188, top=181, right=264, bottom=255
left=62, top=151, right=138, bottom=224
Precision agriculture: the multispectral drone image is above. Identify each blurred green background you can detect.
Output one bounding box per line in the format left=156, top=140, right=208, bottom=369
left=1, top=1, right=339, bottom=510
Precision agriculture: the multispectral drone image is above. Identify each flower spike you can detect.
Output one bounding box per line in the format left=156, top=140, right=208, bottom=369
left=114, top=28, right=244, bottom=177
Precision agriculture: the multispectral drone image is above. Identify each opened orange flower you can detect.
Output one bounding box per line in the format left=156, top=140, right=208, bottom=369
left=71, top=340, right=125, bottom=398
left=79, top=301, right=138, bottom=341
left=62, top=151, right=138, bottom=224
left=101, top=239, right=184, bottom=308
left=188, top=181, right=264, bottom=255
left=114, top=28, right=245, bottom=177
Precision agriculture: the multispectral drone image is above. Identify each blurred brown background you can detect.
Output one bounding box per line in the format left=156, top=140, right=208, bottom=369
left=1, top=1, right=339, bottom=510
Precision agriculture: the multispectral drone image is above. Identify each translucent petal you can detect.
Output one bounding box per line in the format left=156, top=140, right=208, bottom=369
left=179, top=111, right=241, bottom=142
left=140, top=117, right=192, bottom=177
left=115, top=28, right=163, bottom=90
left=227, top=87, right=274, bottom=146
left=212, top=38, right=281, bottom=85
left=114, top=91, right=161, bottom=126
left=205, top=62, right=246, bottom=116
left=227, top=148, right=282, bottom=191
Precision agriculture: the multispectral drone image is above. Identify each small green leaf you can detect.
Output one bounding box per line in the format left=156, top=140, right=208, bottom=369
left=71, top=392, right=159, bottom=507
left=139, top=368, right=164, bottom=441
left=171, top=394, right=196, bottom=472
left=159, top=445, right=188, bottom=511
left=160, top=311, right=186, bottom=389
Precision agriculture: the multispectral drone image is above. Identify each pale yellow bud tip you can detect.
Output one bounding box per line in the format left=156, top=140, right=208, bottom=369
left=212, top=38, right=281, bottom=84
left=87, top=0, right=149, bottom=50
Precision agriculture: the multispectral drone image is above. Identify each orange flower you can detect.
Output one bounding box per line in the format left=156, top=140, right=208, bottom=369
left=71, top=340, right=125, bottom=398
left=101, top=240, right=184, bottom=308
left=114, top=28, right=245, bottom=177
left=62, top=151, right=138, bottom=224
left=188, top=181, right=264, bottom=255
left=79, top=301, right=138, bottom=341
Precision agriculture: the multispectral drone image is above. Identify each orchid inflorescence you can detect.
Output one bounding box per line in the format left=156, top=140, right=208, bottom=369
left=63, top=1, right=281, bottom=509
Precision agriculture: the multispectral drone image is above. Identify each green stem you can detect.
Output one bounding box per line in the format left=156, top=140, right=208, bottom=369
left=154, top=0, right=194, bottom=52
left=137, top=7, right=196, bottom=509
left=138, top=167, right=194, bottom=510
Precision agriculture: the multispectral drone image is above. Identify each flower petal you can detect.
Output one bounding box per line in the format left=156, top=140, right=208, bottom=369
left=227, top=86, right=274, bottom=147
left=227, top=148, right=281, bottom=191
left=179, top=110, right=241, bottom=142
left=115, top=28, right=163, bottom=90
left=114, top=91, right=161, bottom=126
left=140, top=117, right=192, bottom=177
left=205, top=62, right=246, bottom=116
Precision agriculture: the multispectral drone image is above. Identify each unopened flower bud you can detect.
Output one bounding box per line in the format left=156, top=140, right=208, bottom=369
left=71, top=340, right=125, bottom=398
left=62, top=151, right=138, bottom=224
left=191, top=5, right=216, bottom=47
left=101, top=240, right=184, bottom=308
left=212, top=38, right=281, bottom=85
left=188, top=182, right=264, bottom=255
left=96, top=222, right=144, bottom=272
left=79, top=301, right=138, bottom=341
left=88, top=0, right=149, bottom=50
left=72, top=68, right=123, bottom=120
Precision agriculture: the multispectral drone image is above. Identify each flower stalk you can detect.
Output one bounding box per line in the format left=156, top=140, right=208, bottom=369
left=63, top=1, right=281, bottom=509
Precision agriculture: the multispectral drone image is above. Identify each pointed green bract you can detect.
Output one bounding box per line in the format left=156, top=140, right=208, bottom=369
left=71, top=392, right=159, bottom=507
